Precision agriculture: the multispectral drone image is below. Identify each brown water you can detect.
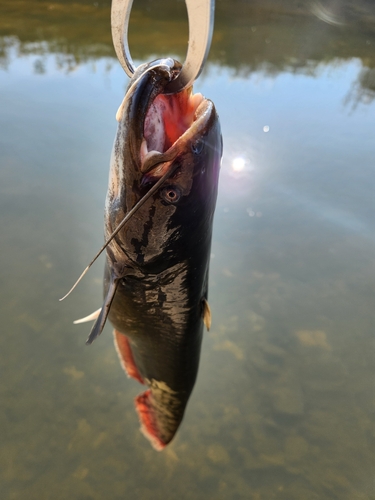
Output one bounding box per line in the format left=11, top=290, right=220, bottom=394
left=1, top=1, right=374, bottom=499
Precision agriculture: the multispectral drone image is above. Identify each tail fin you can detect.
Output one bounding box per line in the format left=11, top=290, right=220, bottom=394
left=134, top=380, right=185, bottom=451
left=135, top=390, right=167, bottom=451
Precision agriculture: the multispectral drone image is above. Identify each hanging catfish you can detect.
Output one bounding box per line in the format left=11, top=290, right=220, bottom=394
left=74, top=58, right=222, bottom=449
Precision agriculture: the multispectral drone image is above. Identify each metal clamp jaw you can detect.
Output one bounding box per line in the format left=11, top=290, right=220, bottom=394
left=111, top=0, right=215, bottom=93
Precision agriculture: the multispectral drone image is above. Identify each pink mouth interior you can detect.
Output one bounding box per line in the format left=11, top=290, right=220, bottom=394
left=144, top=88, right=204, bottom=154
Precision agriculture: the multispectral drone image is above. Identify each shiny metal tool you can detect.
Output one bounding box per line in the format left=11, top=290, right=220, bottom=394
left=111, top=0, right=215, bottom=92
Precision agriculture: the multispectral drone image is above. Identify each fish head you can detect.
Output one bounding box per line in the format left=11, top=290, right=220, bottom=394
left=105, top=58, right=222, bottom=273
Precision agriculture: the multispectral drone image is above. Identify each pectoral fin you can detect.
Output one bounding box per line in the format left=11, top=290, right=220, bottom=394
left=86, top=275, right=119, bottom=345
left=202, top=298, right=211, bottom=331
left=73, top=308, right=102, bottom=324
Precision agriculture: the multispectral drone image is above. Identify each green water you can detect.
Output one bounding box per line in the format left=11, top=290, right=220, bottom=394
left=1, top=1, right=374, bottom=499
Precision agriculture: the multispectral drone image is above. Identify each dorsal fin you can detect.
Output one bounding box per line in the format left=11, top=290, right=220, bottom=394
left=202, top=298, right=211, bottom=331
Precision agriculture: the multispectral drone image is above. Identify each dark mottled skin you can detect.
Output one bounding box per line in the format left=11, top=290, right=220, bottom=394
left=92, top=59, right=222, bottom=446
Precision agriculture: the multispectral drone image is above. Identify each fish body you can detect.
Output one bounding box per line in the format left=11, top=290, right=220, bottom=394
left=88, top=58, right=221, bottom=449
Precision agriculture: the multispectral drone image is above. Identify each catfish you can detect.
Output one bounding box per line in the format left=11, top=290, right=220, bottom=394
left=76, top=58, right=222, bottom=449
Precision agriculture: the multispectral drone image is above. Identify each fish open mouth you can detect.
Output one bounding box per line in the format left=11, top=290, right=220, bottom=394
left=143, top=88, right=204, bottom=153
left=140, top=87, right=212, bottom=180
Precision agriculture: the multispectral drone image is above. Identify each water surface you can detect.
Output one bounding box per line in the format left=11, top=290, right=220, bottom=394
left=1, top=1, right=374, bottom=499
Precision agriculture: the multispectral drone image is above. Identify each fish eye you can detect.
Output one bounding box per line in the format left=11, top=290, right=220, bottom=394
left=160, top=185, right=182, bottom=204
left=191, top=138, right=204, bottom=155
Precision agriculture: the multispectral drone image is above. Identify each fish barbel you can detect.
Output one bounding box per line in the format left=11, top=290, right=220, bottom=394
left=78, top=58, right=222, bottom=449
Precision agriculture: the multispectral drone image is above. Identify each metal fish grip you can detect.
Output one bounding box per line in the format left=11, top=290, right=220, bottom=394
left=111, top=0, right=215, bottom=93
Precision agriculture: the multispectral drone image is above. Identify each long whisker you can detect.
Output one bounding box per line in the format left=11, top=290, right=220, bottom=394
left=59, top=160, right=178, bottom=301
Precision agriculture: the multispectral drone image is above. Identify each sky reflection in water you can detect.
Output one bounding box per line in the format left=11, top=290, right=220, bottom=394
left=0, top=3, right=374, bottom=499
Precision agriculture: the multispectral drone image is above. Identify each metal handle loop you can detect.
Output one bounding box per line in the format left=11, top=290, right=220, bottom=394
left=111, top=0, right=215, bottom=93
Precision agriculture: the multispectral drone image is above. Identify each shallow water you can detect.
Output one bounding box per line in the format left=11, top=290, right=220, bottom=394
left=1, top=1, right=374, bottom=499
